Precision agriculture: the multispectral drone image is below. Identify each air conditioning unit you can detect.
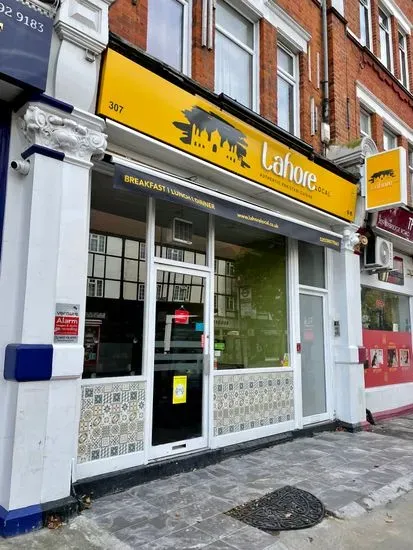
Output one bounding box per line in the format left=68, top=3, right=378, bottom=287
left=363, top=236, right=393, bottom=271
left=171, top=218, right=193, bottom=244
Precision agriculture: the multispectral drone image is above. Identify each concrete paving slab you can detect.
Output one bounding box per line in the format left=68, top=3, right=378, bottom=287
left=4, top=417, right=413, bottom=548
left=220, top=524, right=276, bottom=550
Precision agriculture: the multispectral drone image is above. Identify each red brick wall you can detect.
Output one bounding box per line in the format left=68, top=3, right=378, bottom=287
left=345, top=0, right=360, bottom=38
left=259, top=19, right=277, bottom=124
left=107, top=0, right=413, bottom=157
left=276, top=0, right=324, bottom=150
left=109, top=0, right=147, bottom=50
left=371, top=113, right=384, bottom=150
left=390, top=16, right=401, bottom=80
left=191, top=0, right=214, bottom=90
left=326, top=0, right=413, bottom=150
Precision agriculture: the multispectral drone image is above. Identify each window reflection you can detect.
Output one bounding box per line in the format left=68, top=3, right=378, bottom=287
left=214, top=218, right=288, bottom=370
left=362, top=288, right=410, bottom=332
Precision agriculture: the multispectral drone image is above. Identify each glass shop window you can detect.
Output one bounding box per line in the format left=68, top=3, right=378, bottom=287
left=214, top=217, right=288, bottom=370
left=155, top=200, right=209, bottom=266
left=361, top=288, right=411, bottom=332
left=83, top=170, right=148, bottom=378
left=298, top=242, right=325, bottom=288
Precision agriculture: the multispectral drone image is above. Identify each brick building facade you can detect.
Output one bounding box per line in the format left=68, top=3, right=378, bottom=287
left=2, top=0, right=413, bottom=537
left=107, top=0, right=413, bottom=169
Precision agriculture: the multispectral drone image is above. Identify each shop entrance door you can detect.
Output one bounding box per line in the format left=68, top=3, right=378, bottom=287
left=150, top=265, right=210, bottom=459
left=299, top=292, right=329, bottom=424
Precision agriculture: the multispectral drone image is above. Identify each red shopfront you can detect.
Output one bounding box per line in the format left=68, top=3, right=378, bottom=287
left=361, top=209, right=413, bottom=412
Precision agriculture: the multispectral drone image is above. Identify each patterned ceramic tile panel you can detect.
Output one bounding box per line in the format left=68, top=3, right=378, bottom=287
left=77, top=381, right=146, bottom=463
left=213, top=372, right=294, bottom=436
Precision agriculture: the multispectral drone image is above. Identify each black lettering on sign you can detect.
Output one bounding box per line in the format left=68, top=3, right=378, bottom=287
left=109, top=101, right=124, bottom=113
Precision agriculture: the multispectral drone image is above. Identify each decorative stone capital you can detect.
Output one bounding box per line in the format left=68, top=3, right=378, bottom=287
left=342, top=228, right=364, bottom=253
left=20, top=104, right=107, bottom=164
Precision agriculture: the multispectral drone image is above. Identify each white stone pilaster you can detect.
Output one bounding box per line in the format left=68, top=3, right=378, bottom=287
left=332, top=229, right=366, bottom=426
left=53, top=0, right=115, bottom=111
left=1, top=102, right=106, bottom=511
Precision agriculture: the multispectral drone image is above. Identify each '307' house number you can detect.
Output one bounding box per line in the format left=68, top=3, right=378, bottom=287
left=0, top=1, right=45, bottom=32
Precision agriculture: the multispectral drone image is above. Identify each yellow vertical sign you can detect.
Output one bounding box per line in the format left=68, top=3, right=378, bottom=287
left=365, top=147, right=407, bottom=211
left=172, top=376, right=187, bottom=405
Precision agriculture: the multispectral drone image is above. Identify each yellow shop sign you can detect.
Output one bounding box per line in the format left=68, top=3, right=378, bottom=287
left=98, top=49, right=357, bottom=222
left=365, top=147, right=407, bottom=212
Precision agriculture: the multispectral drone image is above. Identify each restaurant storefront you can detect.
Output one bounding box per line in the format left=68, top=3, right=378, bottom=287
left=74, top=41, right=362, bottom=480
left=362, top=208, right=413, bottom=418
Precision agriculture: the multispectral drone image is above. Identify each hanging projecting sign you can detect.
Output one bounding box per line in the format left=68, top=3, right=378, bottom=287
left=375, top=208, right=413, bottom=242
left=98, top=49, right=357, bottom=222
left=0, top=0, right=53, bottom=92
left=365, top=148, right=407, bottom=212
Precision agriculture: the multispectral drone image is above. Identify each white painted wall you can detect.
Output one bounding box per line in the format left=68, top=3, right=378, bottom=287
left=366, top=382, right=413, bottom=414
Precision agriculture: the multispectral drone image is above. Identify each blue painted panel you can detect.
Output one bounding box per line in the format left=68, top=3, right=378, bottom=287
left=0, top=0, right=53, bottom=91
left=0, top=105, right=10, bottom=265
left=36, top=93, right=74, bottom=114
left=0, top=504, right=42, bottom=537
left=4, top=344, right=53, bottom=382
left=21, top=144, right=65, bottom=162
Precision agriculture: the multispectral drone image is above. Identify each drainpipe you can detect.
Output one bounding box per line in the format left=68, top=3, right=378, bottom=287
left=321, top=0, right=331, bottom=152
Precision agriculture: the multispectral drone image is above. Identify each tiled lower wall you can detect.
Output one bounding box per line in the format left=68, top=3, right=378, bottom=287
left=77, top=380, right=146, bottom=463
left=213, top=371, right=294, bottom=436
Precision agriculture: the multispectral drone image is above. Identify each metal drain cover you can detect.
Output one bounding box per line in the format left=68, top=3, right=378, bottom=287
left=226, top=485, right=325, bottom=531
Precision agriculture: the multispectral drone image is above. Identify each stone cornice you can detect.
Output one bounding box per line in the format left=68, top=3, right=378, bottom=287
left=54, top=0, right=116, bottom=56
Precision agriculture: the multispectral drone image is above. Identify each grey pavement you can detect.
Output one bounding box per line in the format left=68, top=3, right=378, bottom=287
left=3, top=419, right=413, bottom=549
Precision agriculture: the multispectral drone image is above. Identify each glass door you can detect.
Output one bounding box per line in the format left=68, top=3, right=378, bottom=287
left=299, top=292, right=328, bottom=423
left=150, top=265, right=209, bottom=459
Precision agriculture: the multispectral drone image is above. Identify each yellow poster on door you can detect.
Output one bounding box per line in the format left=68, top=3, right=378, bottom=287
left=172, top=376, right=187, bottom=405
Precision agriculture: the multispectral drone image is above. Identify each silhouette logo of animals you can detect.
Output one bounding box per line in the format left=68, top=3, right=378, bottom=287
left=369, top=168, right=395, bottom=184
left=173, top=106, right=250, bottom=168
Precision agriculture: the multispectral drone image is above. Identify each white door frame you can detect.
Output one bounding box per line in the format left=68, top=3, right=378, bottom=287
left=299, top=287, right=332, bottom=425
left=143, top=192, right=214, bottom=462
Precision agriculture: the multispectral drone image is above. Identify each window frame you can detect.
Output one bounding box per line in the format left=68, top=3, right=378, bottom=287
left=277, top=42, right=300, bottom=137
left=398, top=29, right=409, bottom=89
left=146, top=0, right=192, bottom=75
left=359, top=0, right=372, bottom=49
left=214, top=0, right=259, bottom=111
left=383, top=126, right=397, bottom=151
left=378, top=7, right=393, bottom=72
left=172, top=284, right=191, bottom=302
left=360, top=107, right=372, bottom=138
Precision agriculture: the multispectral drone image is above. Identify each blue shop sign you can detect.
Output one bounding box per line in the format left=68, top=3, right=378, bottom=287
left=0, top=0, right=53, bottom=92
